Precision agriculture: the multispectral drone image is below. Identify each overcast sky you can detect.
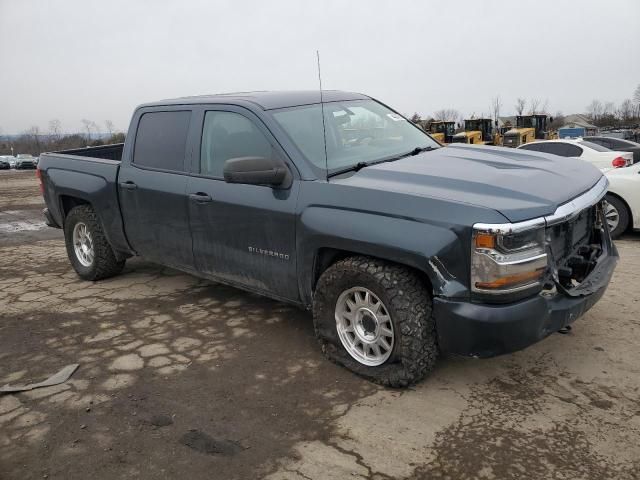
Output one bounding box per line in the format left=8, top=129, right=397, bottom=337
left=1, top=0, right=639, bottom=133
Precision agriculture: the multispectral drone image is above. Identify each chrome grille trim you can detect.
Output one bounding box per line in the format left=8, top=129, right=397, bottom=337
left=544, top=176, right=608, bottom=226
left=474, top=175, right=608, bottom=234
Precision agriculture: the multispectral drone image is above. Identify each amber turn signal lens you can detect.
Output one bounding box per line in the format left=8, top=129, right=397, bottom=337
left=474, top=233, right=496, bottom=249
left=474, top=268, right=545, bottom=290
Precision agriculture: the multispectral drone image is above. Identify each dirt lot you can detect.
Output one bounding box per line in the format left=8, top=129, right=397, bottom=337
left=1, top=169, right=639, bottom=480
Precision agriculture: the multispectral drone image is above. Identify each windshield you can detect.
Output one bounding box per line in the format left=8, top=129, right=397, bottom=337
left=271, top=99, right=439, bottom=174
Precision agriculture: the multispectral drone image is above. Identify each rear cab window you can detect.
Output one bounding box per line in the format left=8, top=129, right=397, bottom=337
left=133, top=111, right=192, bottom=171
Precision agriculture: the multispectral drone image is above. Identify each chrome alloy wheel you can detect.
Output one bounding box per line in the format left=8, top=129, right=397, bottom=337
left=604, top=200, right=619, bottom=233
left=335, top=287, right=394, bottom=366
left=73, top=222, right=94, bottom=267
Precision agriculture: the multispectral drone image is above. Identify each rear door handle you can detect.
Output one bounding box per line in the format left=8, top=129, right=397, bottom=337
left=119, top=181, right=137, bottom=190
left=189, top=192, right=212, bottom=203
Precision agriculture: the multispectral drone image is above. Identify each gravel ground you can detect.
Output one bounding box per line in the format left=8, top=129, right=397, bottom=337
left=1, top=170, right=639, bottom=479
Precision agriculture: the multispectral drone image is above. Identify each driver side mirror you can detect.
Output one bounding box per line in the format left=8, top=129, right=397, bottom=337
left=223, top=156, right=291, bottom=187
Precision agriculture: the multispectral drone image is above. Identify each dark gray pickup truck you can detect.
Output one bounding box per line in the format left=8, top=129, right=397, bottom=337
left=38, top=91, right=618, bottom=386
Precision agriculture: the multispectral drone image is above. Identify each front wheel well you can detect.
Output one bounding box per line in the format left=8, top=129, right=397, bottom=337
left=312, top=248, right=434, bottom=296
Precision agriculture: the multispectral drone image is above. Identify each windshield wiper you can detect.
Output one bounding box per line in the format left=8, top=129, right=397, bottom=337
left=326, top=146, right=438, bottom=179
left=383, top=145, right=438, bottom=163
left=327, top=161, right=371, bottom=178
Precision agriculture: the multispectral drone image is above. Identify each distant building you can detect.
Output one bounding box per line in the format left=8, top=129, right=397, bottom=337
left=558, top=114, right=598, bottom=138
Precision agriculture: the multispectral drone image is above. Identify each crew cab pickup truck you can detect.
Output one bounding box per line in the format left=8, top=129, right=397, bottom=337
left=38, top=91, right=618, bottom=387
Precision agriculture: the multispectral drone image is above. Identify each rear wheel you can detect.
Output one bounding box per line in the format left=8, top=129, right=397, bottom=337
left=604, top=195, right=629, bottom=239
left=64, top=205, right=125, bottom=281
left=313, top=256, right=438, bottom=388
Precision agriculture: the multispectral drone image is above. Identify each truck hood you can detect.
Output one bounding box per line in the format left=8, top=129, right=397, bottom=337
left=333, top=144, right=603, bottom=223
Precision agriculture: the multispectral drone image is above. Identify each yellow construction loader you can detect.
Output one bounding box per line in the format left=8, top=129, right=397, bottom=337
left=451, top=118, right=495, bottom=145
left=502, top=114, right=556, bottom=148
left=427, top=121, right=456, bottom=144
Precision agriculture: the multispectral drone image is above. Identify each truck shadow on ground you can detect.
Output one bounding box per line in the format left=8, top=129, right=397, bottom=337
left=0, top=241, right=378, bottom=479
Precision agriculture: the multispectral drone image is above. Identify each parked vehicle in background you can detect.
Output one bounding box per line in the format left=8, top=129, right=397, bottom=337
left=15, top=154, right=37, bottom=169
left=503, top=114, right=557, bottom=148
left=0, top=156, right=13, bottom=169
left=451, top=118, right=500, bottom=145
left=585, top=136, right=640, bottom=164
left=37, top=91, right=617, bottom=387
left=517, top=139, right=633, bottom=170
left=599, top=129, right=635, bottom=141
left=603, top=162, right=640, bottom=239
left=427, top=120, right=456, bottom=144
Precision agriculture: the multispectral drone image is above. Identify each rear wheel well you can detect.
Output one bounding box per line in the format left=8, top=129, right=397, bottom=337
left=60, top=195, right=91, bottom=220
left=313, top=248, right=434, bottom=295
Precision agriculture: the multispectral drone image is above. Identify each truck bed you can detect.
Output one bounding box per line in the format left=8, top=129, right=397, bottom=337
left=50, top=143, right=125, bottom=161
left=38, top=143, right=132, bottom=256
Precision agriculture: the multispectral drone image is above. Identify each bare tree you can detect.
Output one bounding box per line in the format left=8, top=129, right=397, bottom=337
left=104, top=120, right=115, bottom=137
left=491, top=96, right=501, bottom=126
left=81, top=119, right=93, bottom=141
left=514, top=98, right=526, bottom=116
left=541, top=99, right=549, bottom=114
left=586, top=100, right=603, bottom=121
left=617, top=99, right=634, bottom=122
left=603, top=102, right=615, bottom=117
left=48, top=119, right=62, bottom=140
left=549, top=111, right=565, bottom=130
left=432, top=108, right=460, bottom=122
left=528, top=98, right=541, bottom=115
left=25, top=126, right=42, bottom=153
left=633, top=84, right=640, bottom=118
left=91, top=121, right=99, bottom=138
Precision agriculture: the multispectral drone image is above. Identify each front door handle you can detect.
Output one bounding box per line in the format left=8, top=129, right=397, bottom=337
left=119, top=181, right=137, bottom=190
left=189, top=192, right=212, bottom=203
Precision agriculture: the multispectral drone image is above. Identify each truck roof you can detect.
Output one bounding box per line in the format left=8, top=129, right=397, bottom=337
left=139, top=90, right=370, bottom=111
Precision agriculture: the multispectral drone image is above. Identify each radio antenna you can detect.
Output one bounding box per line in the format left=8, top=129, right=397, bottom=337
left=317, top=50, right=329, bottom=179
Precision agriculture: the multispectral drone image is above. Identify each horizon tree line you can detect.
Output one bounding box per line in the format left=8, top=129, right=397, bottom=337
left=409, top=83, right=640, bottom=131
left=0, top=119, right=125, bottom=157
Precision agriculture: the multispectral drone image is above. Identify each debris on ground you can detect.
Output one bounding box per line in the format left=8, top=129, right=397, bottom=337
left=179, top=429, right=242, bottom=456
left=0, top=364, right=80, bottom=394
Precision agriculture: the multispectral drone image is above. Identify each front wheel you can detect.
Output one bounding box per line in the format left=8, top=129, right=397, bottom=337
left=313, top=256, right=438, bottom=387
left=64, top=205, right=125, bottom=281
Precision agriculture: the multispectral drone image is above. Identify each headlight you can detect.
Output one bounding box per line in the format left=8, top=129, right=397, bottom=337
left=471, top=220, right=548, bottom=299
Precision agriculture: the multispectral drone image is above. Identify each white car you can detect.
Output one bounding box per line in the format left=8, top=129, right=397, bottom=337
left=517, top=138, right=633, bottom=171
left=604, top=162, right=640, bottom=238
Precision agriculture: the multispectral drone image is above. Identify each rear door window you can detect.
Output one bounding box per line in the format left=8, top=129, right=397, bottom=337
left=133, top=111, right=191, bottom=171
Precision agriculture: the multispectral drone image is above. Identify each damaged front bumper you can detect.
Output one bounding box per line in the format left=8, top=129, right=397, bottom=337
left=434, top=183, right=619, bottom=358
left=434, top=244, right=617, bottom=358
